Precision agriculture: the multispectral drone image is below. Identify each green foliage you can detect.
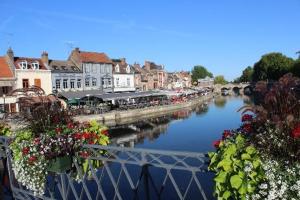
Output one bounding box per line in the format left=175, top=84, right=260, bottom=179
left=10, top=129, right=33, bottom=161
left=252, top=52, right=294, bottom=81
left=239, top=66, right=253, bottom=83
left=191, top=65, right=213, bottom=82
left=291, top=59, right=300, bottom=78
left=208, top=134, right=265, bottom=200
left=214, top=75, right=228, bottom=85
left=0, top=123, right=11, bottom=136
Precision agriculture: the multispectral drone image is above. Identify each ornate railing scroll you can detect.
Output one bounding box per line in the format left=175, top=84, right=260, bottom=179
left=0, top=136, right=211, bottom=200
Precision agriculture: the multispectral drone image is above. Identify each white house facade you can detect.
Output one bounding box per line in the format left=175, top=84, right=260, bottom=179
left=112, top=58, right=135, bottom=92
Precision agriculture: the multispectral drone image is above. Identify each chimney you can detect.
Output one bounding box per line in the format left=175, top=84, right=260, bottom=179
left=144, top=61, right=151, bottom=71
left=6, top=47, right=14, bottom=61
left=75, top=47, right=80, bottom=52
left=121, top=58, right=126, bottom=65
left=41, top=51, right=49, bottom=65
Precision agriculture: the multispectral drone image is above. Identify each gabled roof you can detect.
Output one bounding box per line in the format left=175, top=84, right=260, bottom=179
left=49, top=59, right=81, bottom=73
left=132, top=64, right=148, bottom=74
left=112, top=59, right=134, bottom=74
left=78, top=51, right=112, bottom=64
left=0, top=57, right=14, bottom=78
left=14, top=57, right=48, bottom=70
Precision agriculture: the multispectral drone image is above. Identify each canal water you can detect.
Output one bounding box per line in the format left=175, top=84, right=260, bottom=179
left=107, top=95, right=250, bottom=200
left=110, top=95, right=249, bottom=152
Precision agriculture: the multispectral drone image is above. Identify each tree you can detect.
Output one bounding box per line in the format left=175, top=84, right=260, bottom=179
left=191, top=65, right=213, bottom=82
left=291, top=59, right=300, bottom=77
left=252, top=52, right=294, bottom=82
left=214, top=75, right=227, bottom=85
left=239, top=66, right=253, bottom=83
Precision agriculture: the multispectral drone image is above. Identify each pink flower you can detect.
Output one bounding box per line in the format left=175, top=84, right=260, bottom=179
left=22, top=147, right=30, bottom=155
left=67, top=122, right=74, bottom=129
left=28, top=155, right=37, bottom=164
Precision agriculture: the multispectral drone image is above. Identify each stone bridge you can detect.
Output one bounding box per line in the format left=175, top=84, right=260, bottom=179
left=213, top=83, right=253, bottom=95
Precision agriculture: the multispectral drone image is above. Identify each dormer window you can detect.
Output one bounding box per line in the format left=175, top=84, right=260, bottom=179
left=19, top=61, right=28, bottom=69
left=115, top=64, right=120, bottom=73
left=61, top=66, right=67, bottom=70
left=126, top=65, right=131, bottom=73
left=31, top=61, right=39, bottom=70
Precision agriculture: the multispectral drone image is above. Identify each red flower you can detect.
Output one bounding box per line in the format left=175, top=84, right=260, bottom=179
left=67, top=122, right=74, bottom=129
left=28, top=155, right=37, bottom=164
left=242, top=114, right=253, bottom=122
left=213, top=140, right=221, bottom=148
left=83, top=132, right=91, bottom=139
left=242, top=124, right=252, bottom=133
left=22, top=147, right=30, bottom=155
left=55, top=127, right=62, bottom=134
left=101, top=129, right=109, bottom=136
left=222, top=130, right=232, bottom=139
left=33, top=138, right=40, bottom=145
left=80, top=151, right=90, bottom=158
left=292, top=124, right=300, bottom=138
left=73, top=133, right=82, bottom=140
left=52, top=115, right=60, bottom=123
left=88, top=140, right=95, bottom=145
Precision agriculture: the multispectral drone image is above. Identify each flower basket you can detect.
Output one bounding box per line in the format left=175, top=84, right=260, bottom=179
left=47, top=156, right=72, bottom=173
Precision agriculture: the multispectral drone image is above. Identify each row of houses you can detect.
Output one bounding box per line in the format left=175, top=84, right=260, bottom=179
left=0, top=48, right=191, bottom=113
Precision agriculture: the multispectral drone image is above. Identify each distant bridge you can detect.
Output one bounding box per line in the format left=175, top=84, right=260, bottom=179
left=213, top=83, right=253, bottom=95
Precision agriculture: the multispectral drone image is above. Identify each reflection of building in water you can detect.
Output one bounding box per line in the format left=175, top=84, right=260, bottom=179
left=109, top=102, right=210, bottom=147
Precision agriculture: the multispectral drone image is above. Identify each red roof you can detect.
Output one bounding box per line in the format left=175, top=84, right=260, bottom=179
left=14, top=57, right=48, bottom=70
left=0, top=57, right=14, bottom=78
left=79, top=51, right=112, bottom=64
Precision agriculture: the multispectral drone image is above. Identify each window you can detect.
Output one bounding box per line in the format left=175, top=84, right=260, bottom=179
left=32, top=62, right=39, bottom=70
left=70, top=79, right=75, bottom=89
left=55, top=79, right=61, bottom=89
left=92, top=78, right=97, bottom=86
left=116, top=78, right=119, bottom=86
left=115, top=65, right=119, bottom=73
left=85, top=64, right=90, bottom=73
left=2, top=87, right=9, bottom=94
left=77, top=79, right=81, bottom=88
left=19, top=61, right=28, bottom=69
left=127, top=78, right=130, bottom=86
left=85, top=78, right=90, bottom=87
left=34, top=79, right=41, bottom=87
left=22, top=79, right=29, bottom=88
left=102, top=78, right=105, bottom=86
left=108, top=79, right=111, bottom=86
left=63, top=79, right=68, bottom=89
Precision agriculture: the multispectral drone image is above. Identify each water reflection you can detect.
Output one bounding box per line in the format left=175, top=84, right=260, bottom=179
left=109, top=103, right=210, bottom=147
left=214, top=96, right=227, bottom=108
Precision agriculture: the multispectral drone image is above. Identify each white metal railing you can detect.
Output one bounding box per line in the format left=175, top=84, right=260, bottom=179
left=0, top=136, right=210, bottom=200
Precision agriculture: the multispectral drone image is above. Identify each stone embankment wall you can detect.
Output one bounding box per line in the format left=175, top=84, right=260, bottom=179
left=73, top=94, right=212, bottom=125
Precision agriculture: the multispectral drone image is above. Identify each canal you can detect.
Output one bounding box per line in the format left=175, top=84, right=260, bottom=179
left=107, top=95, right=251, bottom=199
left=109, top=95, right=249, bottom=152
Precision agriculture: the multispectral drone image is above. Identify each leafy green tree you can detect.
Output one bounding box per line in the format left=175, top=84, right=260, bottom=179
left=214, top=75, right=227, bottom=85
left=252, top=53, right=294, bottom=81
left=191, top=65, right=213, bottom=82
left=239, top=66, right=253, bottom=83
left=291, top=59, right=300, bottom=77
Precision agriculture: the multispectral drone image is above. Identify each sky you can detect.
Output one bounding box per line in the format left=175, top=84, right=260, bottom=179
left=0, top=0, right=299, bottom=81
